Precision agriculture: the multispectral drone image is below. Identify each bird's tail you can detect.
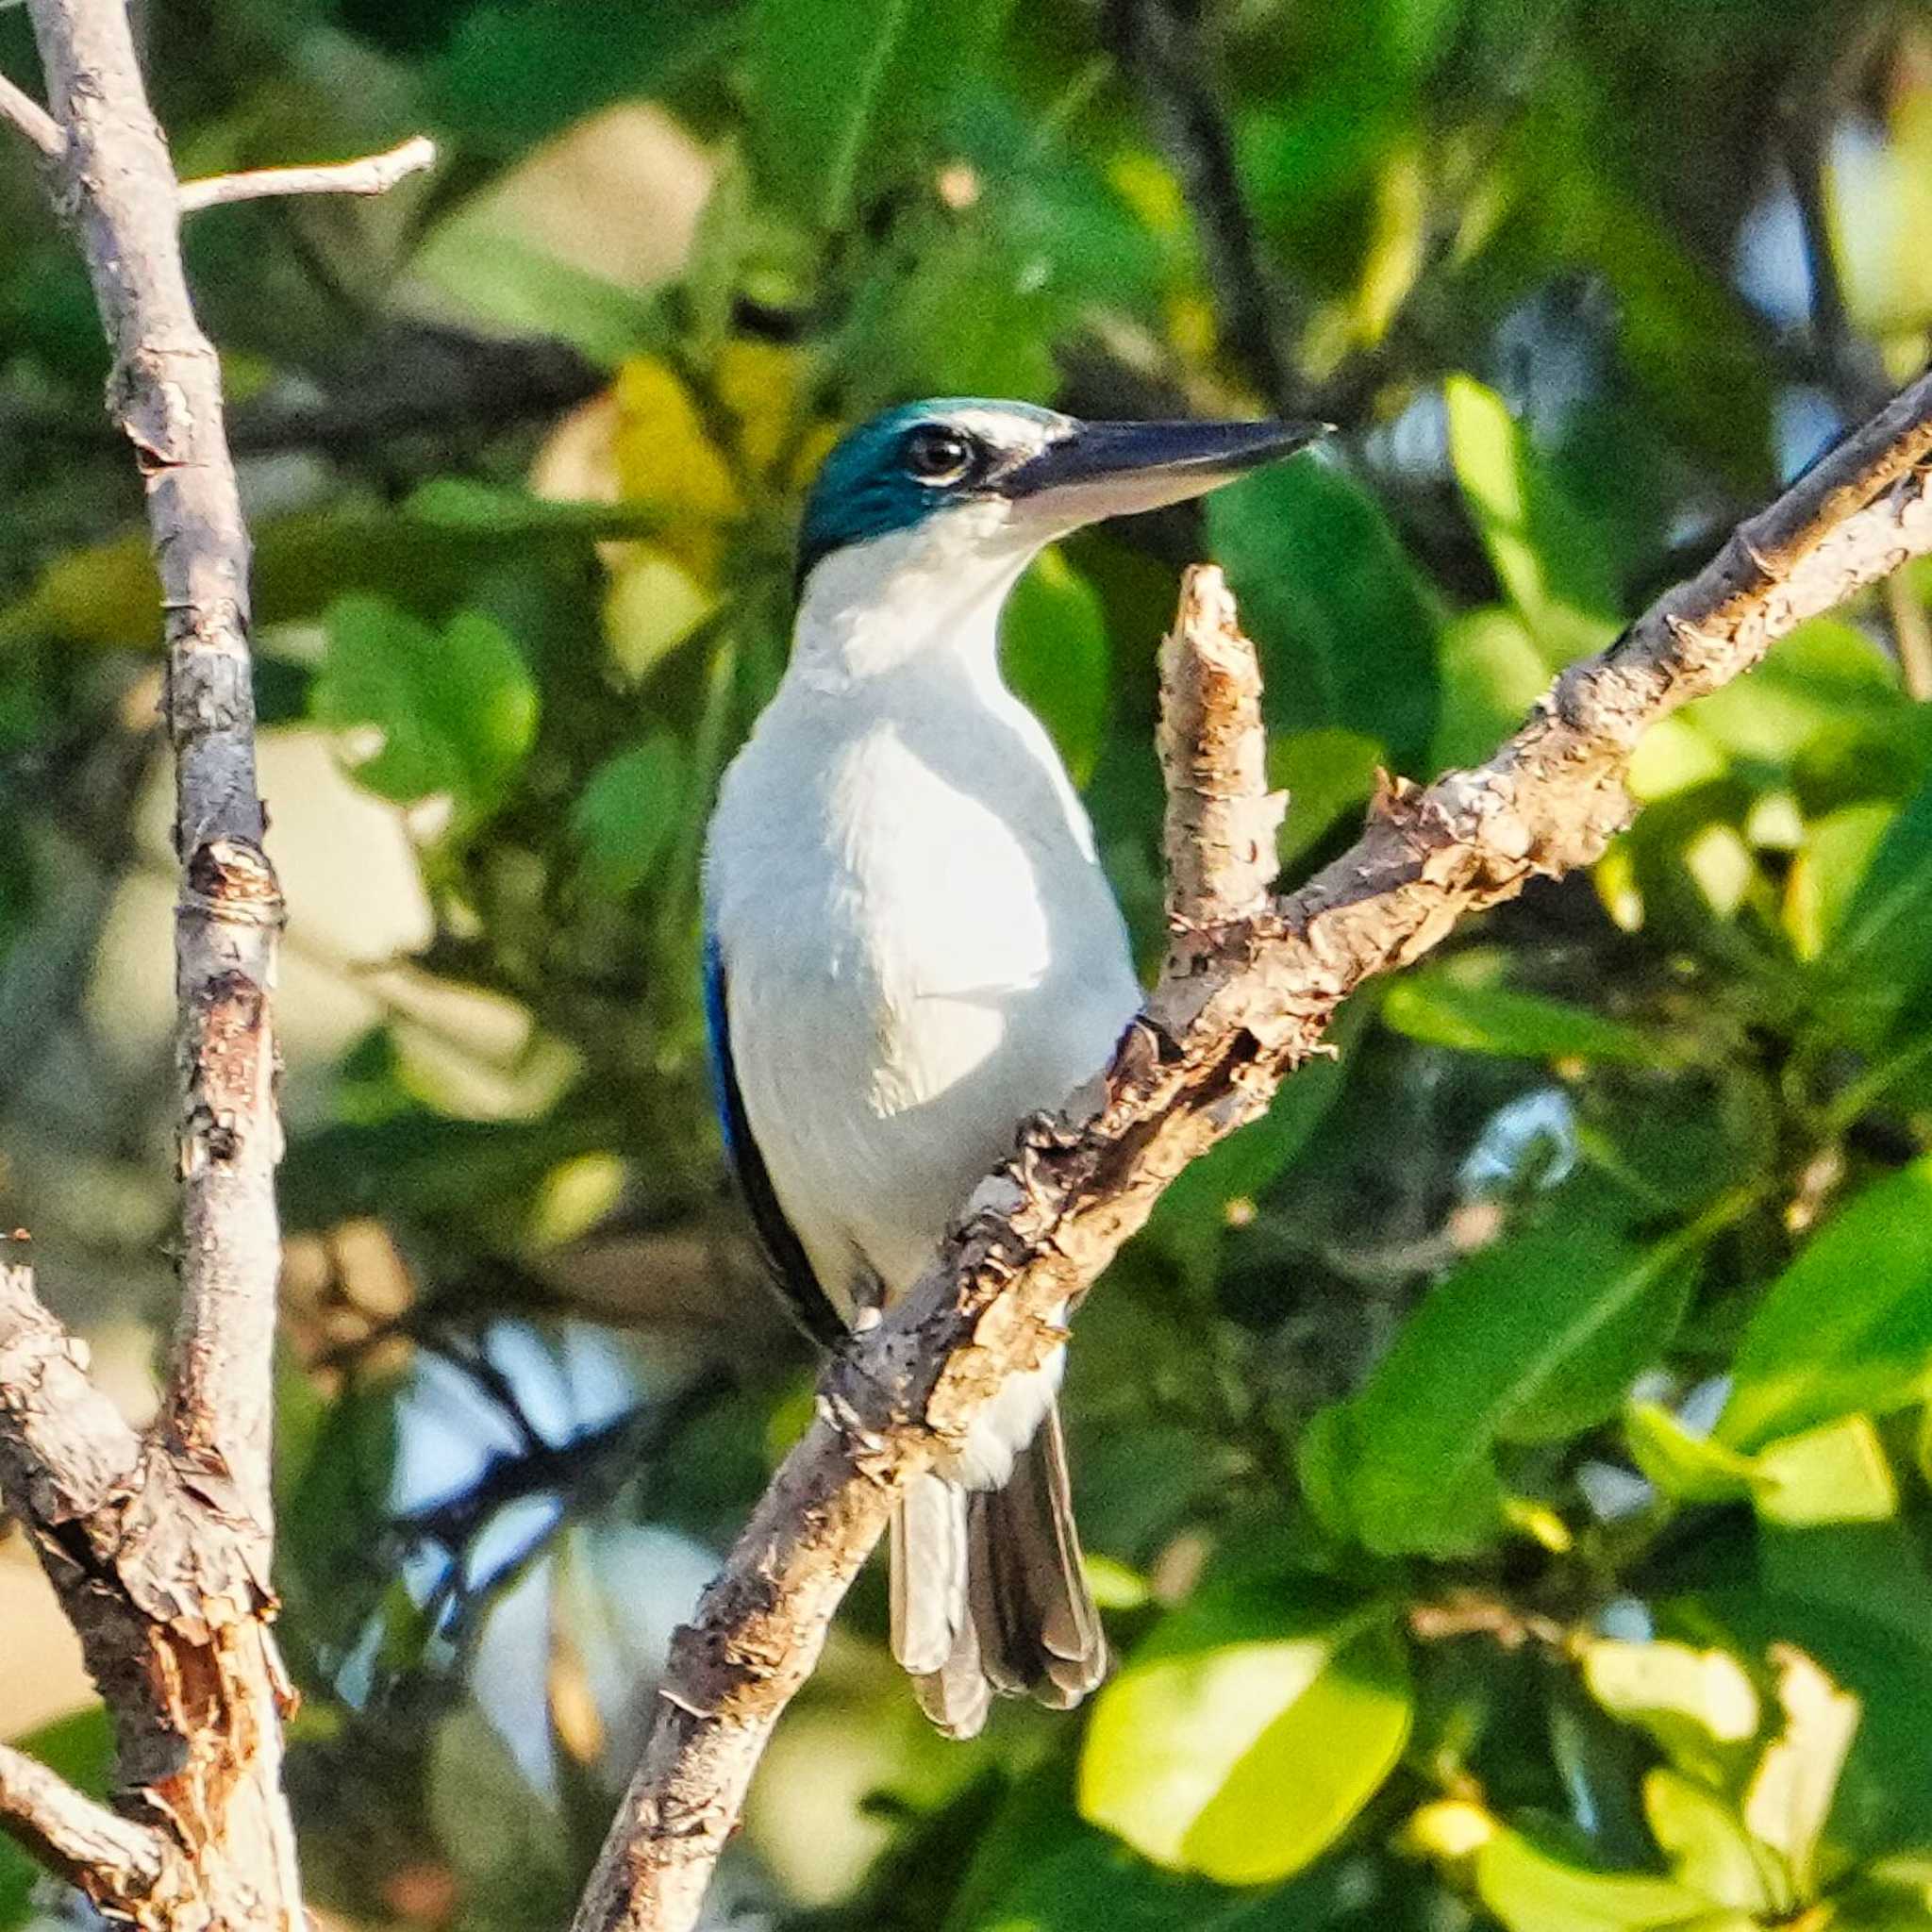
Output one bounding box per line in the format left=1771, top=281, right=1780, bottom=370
left=889, top=1401, right=1107, bottom=1739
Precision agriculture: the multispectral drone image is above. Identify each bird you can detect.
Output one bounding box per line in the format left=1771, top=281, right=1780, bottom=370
left=702, top=398, right=1324, bottom=1736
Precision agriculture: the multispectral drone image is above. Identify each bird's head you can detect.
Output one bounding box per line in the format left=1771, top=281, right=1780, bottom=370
left=794, top=398, right=1327, bottom=599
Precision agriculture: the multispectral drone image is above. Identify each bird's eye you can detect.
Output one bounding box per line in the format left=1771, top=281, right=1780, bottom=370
left=903, top=425, right=976, bottom=486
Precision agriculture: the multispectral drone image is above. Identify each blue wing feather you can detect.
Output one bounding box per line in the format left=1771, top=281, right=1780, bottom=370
left=703, top=932, right=848, bottom=1347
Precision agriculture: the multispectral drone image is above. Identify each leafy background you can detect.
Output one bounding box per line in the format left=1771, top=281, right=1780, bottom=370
left=4, top=1, right=1932, bottom=1927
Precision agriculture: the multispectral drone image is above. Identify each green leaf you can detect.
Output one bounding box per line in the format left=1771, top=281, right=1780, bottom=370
left=432, top=1, right=741, bottom=158
left=1474, top=1824, right=1710, bottom=1932
left=312, top=596, right=538, bottom=822
left=1641, top=1770, right=1784, bottom=1916
left=1443, top=375, right=1621, bottom=663
left=1583, top=1639, right=1761, bottom=1785
left=1004, top=548, right=1111, bottom=787
left=1625, top=1401, right=1758, bottom=1505
left=1077, top=1581, right=1411, bottom=1884
left=838, top=202, right=1059, bottom=407
left=1146, top=1000, right=1361, bottom=1290
left=1718, top=1155, right=1932, bottom=1450
left=1381, top=966, right=1661, bottom=1065
left=571, top=735, right=689, bottom=898
left=1753, top=1417, right=1899, bottom=1529
left=1208, top=457, right=1441, bottom=773
left=1824, top=776, right=1932, bottom=1030
left=944, top=1761, right=1263, bottom=1932
left=404, top=477, right=663, bottom=542
left=1, top=507, right=614, bottom=652
left=1688, top=618, right=1907, bottom=766
left=1431, top=606, right=1550, bottom=772
left=748, top=0, right=1011, bottom=227
left=1338, top=1206, right=1696, bottom=1554
left=1270, top=726, right=1385, bottom=865
left=1785, top=803, right=1897, bottom=962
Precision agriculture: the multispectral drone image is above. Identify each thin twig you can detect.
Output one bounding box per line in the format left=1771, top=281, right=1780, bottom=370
left=572, top=365, right=1932, bottom=1932
left=0, top=1742, right=184, bottom=1912
left=176, top=134, right=435, bottom=214
left=0, top=69, right=63, bottom=158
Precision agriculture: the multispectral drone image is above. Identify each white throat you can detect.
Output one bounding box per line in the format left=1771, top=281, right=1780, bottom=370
left=789, top=507, right=1044, bottom=690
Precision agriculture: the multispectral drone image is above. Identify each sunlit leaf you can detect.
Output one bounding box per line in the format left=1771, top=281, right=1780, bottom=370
left=1743, top=1647, right=1860, bottom=1896
left=1785, top=803, right=1897, bottom=962
left=1641, top=1770, right=1785, bottom=1917
left=1382, top=965, right=1661, bottom=1064
left=1583, top=1639, right=1761, bottom=1785
left=1444, top=375, right=1620, bottom=663
left=1078, top=1581, right=1410, bottom=1883
left=1431, top=606, right=1549, bottom=773
left=1754, top=1416, right=1899, bottom=1529
left=1474, top=1822, right=1709, bottom=1932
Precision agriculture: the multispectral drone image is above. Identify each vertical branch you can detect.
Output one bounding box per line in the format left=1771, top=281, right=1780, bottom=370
left=1158, top=563, right=1284, bottom=933
left=8, top=2, right=296, bottom=1924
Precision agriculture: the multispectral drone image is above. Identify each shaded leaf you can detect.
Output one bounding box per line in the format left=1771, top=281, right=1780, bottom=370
left=1719, top=1156, right=1932, bottom=1450
left=1338, top=1205, right=1696, bottom=1553
left=312, top=596, right=538, bottom=821
left=1208, top=456, right=1441, bottom=773
left=572, top=735, right=689, bottom=898
left=1004, top=548, right=1110, bottom=787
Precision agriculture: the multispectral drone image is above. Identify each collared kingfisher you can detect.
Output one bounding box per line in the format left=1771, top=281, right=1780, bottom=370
left=703, top=399, right=1324, bottom=1735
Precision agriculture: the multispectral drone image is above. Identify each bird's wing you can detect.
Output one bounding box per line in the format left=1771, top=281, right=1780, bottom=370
left=703, top=931, right=850, bottom=1347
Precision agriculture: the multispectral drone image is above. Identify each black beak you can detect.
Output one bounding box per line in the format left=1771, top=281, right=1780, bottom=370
left=1001, top=417, right=1330, bottom=521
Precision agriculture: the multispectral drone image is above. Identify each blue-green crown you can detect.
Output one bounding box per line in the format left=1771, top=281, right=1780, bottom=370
left=795, top=398, right=1063, bottom=588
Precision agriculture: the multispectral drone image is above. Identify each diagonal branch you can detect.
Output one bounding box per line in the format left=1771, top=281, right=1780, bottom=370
left=0, top=69, right=63, bottom=158
left=177, top=135, right=436, bottom=214
left=0, top=1741, right=186, bottom=1915
left=574, top=369, right=1932, bottom=1932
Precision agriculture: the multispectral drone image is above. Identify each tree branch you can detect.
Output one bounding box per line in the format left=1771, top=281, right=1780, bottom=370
left=176, top=135, right=436, bottom=213
left=1158, top=562, right=1283, bottom=929
left=0, top=1741, right=185, bottom=1914
left=0, top=69, right=63, bottom=159
left=0, top=0, right=300, bottom=1923
left=573, top=368, right=1932, bottom=1932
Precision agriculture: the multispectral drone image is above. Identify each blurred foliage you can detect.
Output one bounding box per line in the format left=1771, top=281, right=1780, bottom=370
left=4, top=0, right=1932, bottom=1928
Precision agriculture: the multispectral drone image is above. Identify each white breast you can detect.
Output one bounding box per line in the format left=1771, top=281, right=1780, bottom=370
left=706, top=647, right=1141, bottom=1317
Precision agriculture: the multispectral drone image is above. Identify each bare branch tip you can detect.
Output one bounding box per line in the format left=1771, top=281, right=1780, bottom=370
left=0, top=70, right=63, bottom=162
left=177, top=134, right=438, bottom=215
left=0, top=1740, right=177, bottom=1905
